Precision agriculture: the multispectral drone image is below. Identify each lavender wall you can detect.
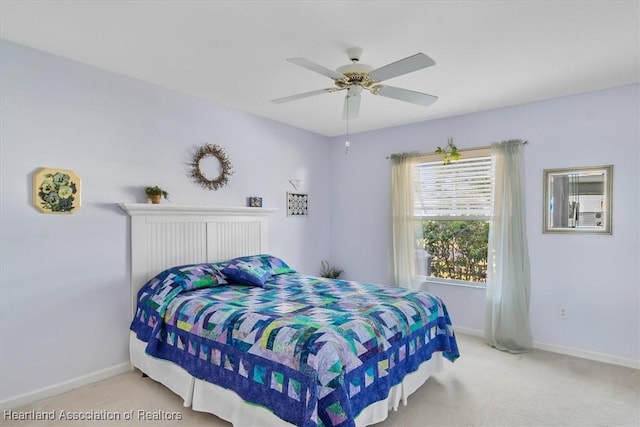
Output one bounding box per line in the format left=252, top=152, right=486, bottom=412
left=329, top=85, right=640, bottom=364
left=1, top=38, right=638, bottom=406
left=0, top=40, right=332, bottom=402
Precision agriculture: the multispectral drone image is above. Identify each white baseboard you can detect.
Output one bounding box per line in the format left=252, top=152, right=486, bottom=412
left=454, top=327, right=640, bottom=370
left=0, top=362, right=133, bottom=410
left=453, top=326, right=484, bottom=337
left=532, top=341, right=640, bottom=370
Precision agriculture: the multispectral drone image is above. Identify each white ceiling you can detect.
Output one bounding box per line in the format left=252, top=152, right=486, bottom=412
left=1, top=1, right=638, bottom=137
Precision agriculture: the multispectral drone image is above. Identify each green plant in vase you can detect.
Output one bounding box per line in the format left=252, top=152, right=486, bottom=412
left=145, top=186, right=169, bottom=204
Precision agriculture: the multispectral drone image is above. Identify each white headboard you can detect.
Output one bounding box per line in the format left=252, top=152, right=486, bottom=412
left=119, top=204, right=277, bottom=315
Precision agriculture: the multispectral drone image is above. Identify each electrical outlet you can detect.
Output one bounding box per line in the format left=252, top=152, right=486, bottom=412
left=559, top=307, right=567, bottom=318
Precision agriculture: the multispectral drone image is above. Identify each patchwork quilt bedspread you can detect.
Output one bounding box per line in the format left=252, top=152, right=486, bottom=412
left=131, top=259, right=459, bottom=427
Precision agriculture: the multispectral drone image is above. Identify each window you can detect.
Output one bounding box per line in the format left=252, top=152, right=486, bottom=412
left=414, top=149, right=493, bottom=285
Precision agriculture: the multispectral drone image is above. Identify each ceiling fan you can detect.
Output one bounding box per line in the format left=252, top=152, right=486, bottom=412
left=271, top=47, right=438, bottom=119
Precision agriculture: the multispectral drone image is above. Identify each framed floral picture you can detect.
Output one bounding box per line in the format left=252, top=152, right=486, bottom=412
left=33, top=167, right=81, bottom=213
left=287, top=192, right=308, bottom=216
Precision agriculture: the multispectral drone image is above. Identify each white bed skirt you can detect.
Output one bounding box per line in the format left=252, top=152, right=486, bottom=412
left=130, top=332, right=444, bottom=426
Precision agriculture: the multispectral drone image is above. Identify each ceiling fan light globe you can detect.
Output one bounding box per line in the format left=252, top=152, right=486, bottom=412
left=347, top=85, right=362, bottom=95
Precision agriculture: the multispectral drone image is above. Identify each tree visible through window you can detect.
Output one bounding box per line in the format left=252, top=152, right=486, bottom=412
left=414, top=151, right=493, bottom=285
left=419, top=220, right=489, bottom=283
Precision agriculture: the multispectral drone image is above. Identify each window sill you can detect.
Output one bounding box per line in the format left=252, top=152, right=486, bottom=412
left=417, top=276, right=487, bottom=290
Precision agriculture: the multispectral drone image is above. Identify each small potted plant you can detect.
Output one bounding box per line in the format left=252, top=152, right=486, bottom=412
left=319, top=260, right=343, bottom=279
left=145, top=186, right=169, bottom=204
left=435, top=138, right=461, bottom=165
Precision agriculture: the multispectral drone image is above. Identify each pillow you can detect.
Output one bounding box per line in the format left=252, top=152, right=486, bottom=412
left=167, top=262, right=228, bottom=291
left=230, top=254, right=296, bottom=275
left=221, top=254, right=295, bottom=287
left=138, top=262, right=227, bottom=312
left=222, top=259, right=272, bottom=287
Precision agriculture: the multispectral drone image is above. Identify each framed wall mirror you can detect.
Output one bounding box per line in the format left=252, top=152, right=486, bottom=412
left=543, top=165, right=613, bottom=234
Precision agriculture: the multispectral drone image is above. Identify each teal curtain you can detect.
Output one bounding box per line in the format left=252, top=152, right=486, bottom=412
left=485, top=140, right=532, bottom=352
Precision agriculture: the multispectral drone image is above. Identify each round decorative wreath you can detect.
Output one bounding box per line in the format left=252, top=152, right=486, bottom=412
left=189, top=144, right=233, bottom=191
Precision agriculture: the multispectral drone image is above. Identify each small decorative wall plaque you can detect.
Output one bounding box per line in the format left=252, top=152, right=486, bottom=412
left=33, top=167, right=81, bottom=213
left=287, top=192, right=308, bottom=216
left=248, top=197, right=263, bottom=207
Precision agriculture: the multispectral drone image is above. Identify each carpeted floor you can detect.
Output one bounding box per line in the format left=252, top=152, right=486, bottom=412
left=3, top=334, right=638, bottom=427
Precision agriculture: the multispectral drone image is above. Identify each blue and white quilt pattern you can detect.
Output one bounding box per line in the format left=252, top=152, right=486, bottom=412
left=131, top=262, right=459, bottom=427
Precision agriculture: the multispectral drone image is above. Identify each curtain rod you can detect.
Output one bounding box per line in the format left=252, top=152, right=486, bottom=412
left=385, top=140, right=528, bottom=159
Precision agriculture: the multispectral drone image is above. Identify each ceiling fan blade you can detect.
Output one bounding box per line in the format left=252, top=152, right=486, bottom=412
left=287, top=57, right=347, bottom=80
left=369, top=53, right=435, bottom=83
left=342, top=89, right=361, bottom=120
left=271, top=88, right=334, bottom=104
left=374, top=85, right=438, bottom=107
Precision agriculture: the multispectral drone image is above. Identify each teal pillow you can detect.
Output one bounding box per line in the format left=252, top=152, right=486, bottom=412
left=221, top=254, right=295, bottom=287
left=175, top=262, right=228, bottom=290
left=222, top=259, right=272, bottom=287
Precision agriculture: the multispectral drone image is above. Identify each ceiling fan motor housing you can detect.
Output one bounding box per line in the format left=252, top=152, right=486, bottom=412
left=336, top=47, right=374, bottom=86
left=336, top=63, right=374, bottom=77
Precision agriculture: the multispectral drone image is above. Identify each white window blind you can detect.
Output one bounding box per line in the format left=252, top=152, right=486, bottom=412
left=414, top=156, right=493, bottom=217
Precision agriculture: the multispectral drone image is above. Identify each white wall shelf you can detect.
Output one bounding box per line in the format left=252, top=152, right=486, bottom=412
left=119, top=203, right=277, bottom=217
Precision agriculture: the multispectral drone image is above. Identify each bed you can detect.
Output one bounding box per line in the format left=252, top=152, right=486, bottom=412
left=120, top=204, right=459, bottom=427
